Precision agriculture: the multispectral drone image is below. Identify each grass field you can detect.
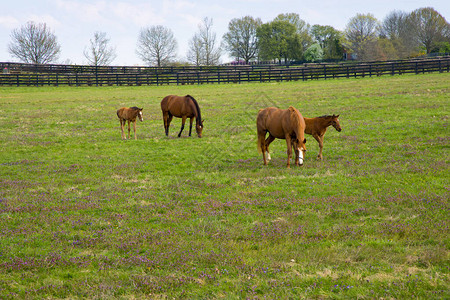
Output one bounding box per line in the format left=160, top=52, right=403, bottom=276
left=0, top=73, right=449, bottom=298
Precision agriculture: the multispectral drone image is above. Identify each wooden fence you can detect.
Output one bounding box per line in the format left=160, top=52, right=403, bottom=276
left=1, top=57, right=449, bottom=87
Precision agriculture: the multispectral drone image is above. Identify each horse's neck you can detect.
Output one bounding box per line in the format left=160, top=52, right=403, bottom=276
left=316, top=117, right=331, bottom=128
left=189, top=98, right=200, bottom=123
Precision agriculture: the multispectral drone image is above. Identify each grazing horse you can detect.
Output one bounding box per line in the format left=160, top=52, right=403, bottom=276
left=160, top=95, right=204, bottom=138
left=257, top=106, right=307, bottom=168
left=304, top=114, right=341, bottom=160
left=117, top=107, right=143, bottom=140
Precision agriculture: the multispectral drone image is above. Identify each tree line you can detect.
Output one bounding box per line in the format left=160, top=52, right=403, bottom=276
left=7, top=7, right=450, bottom=67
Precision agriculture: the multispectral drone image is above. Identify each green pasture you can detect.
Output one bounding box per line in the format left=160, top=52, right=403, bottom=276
left=0, top=73, right=449, bottom=298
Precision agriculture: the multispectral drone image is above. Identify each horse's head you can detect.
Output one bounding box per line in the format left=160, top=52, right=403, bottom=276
left=294, top=138, right=307, bottom=166
left=331, top=114, right=341, bottom=132
left=196, top=120, right=204, bottom=138
left=137, top=108, right=143, bottom=122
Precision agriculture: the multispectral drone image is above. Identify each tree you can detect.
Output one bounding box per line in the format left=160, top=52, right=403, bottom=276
left=187, top=17, right=221, bottom=66
left=274, top=13, right=312, bottom=59
left=408, top=7, right=450, bottom=53
left=257, top=20, right=300, bottom=63
left=186, top=34, right=204, bottom=66
left=304, top=43, right=323, bottom=62
left=136, top=25, right=177, bottom=67
left=83, top=32, right=116, bottom=66
left=8, top=21, right=61, bottom=64
left=223, top=16, right=262, bottom=63
left=344, top=13, right=379, bottom=61
left=380, top=10, right=417, bottom=58
left=310, top=25, right=343, bottom=60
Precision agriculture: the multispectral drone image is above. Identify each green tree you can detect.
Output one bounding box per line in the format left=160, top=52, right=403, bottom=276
left=223, top=16, right=262, bottom=63
left=310, top=25, right=343, bottom=60
left=274, top=13, right=312, bottom=59
left=304, top=43, right=323, bottom=62
left=257, top=20, right=298, bottom=63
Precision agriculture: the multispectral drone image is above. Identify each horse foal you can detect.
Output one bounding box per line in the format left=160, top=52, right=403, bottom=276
left=117, top=107, right=143, bottom=140
left=304, top=114, right=341, bottom=160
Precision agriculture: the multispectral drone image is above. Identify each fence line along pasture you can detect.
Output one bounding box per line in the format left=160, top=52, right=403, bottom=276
left=1, top=57, right=449, bottom=87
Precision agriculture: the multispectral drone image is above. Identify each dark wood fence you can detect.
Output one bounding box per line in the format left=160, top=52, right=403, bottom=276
left=1, top=57, right=449, bottom=87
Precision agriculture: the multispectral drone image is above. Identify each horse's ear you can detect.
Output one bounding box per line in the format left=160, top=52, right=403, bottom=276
left=336, top=114, right=339, bottom=118
left=202, top=119, right=205, bottom=123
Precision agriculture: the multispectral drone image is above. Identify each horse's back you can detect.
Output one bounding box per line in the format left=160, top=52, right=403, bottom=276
left=117, top=107, right=127, bottom=119
left=161, top=95, right=193, bottom=117
left=257, top=107, right=289, bottom=138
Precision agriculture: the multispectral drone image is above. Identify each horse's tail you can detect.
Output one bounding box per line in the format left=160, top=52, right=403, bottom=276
left=186, top=95, right=202, bottom=125
left=256, top=109, right=266, bottom=154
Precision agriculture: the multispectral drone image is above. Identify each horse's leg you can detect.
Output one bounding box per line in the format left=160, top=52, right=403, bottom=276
left=120, top=119, right=125, bottom=140
left=166, top=114, right=173, bottom=136
left=314, top=134, right=323, bottom=160
left=178, top=116, right=187, bottom=137
left=257, top=130, right=267, bottom=165
left=163, top=112, right=168, bottom=136
left=133, top=120, right=137, bottom=140
left=127, top=120, right=131, bottom=140
left=188, top=117, right=194, bottom=137
left=264, top=134, right=275, bottom=161
left=293, top=143, right=300, bottom=166
left=285, top=135, right=292, bottom=168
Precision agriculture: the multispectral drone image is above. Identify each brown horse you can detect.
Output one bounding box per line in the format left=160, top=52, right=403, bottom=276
left=257, top=106, right=307, bottom=168
left=304, top=114, right=341, bottom=160
left=160, top=95, right=203, bottom=138
left=117, top=107, right=143, bottom=140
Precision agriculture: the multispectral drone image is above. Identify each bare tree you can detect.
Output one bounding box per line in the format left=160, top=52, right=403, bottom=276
left=136, top=25, right=177, bottom=66
left=409, top=7, right=450, bottom=53
left=187, top=17, right=221, bottom=66
left=223, top=16, right=262, bottom=63
left=381, top=10, right=417, bottom=58
left=187, top=34, right=204, bottom=66
left=344, top=13, right=380, bottom=60
left=83, top=32, right=117, bottom=66
left=8, top=21, right=61, bottom=64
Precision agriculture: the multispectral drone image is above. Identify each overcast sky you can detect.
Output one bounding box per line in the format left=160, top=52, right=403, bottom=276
left=1, top=0, right=449, bottom=66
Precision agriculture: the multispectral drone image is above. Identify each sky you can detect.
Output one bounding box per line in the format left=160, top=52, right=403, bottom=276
left=1, top=0, right=449, bottom=66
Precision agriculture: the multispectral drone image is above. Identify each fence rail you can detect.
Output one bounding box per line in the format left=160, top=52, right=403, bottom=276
left=1, top=57, right=449, bottom=87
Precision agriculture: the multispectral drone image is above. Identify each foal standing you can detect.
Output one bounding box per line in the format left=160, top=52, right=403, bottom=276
left=117, top=107, right=143, bottom=140
left=304, top=114, right=341, bottom=159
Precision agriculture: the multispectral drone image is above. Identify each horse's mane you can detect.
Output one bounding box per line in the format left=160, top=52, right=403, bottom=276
left=130, top=106, right=141, bottom=110
left=186, top=95, right=202, bottom=125
left=288, top=106, right=305, bottom=141
left=317, top=114, right=332, bottom=118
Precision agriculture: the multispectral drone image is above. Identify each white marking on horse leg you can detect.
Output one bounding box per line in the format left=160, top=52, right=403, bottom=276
left=298, top=148, right=304, bottom=165
left=266, top=151, right=271, bottom=161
